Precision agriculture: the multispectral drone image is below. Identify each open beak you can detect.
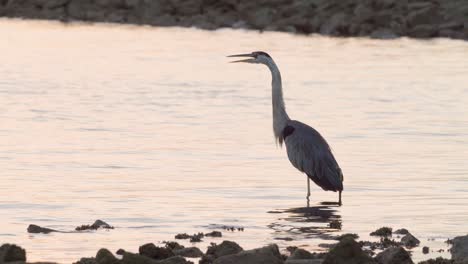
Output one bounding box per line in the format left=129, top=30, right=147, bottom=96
left=228, top=53, right=255, bottom=63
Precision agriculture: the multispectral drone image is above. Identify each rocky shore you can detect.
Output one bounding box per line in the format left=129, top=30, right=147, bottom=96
left=3, top=221, right=468, bottom=264
left=1, top=0, right=468, bottom=40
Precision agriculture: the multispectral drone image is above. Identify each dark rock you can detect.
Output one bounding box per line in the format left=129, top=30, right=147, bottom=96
left=206, top=241, right=243, bottom=259
left=375, top=246, right=413, bottom=264
left=189, top=233, right=204, bottom=242
left=417, top=257, right=454, bottom=264
left=205, top=231, right=222, bottom=237
left=35, top=0, right=70, bottom=9
left=0, top=244, right=26, bottom=262
left=122, top=252, right=191, bottom=264
left=175, top=233, right=190, bottom=239
left=76, top=220, right=114, bottom=231
left=74, top=257, right=98, bottom=264
left=394, top=229, right=409, bottom=235
left=165, top=241, right=184, bottom=251
left=96, top=248, right=119, bottom=264
left=423, top=246, right=430, bottom=254
left=451, top=235, right=468, bottom=262
left=139, top=243, right=174, bottom=260
left=288, top=248, right=315, bottom=260
left=199, top=254, right=215, bottom=264
left=116, top=249, right=126, bottom=255
left=173, top=247, right=203, bottom=258
left=353, top=4, right=374, bottom=23
left=27, top=224, right=58, bottom=234
left=213, top=244, right=284, bottom=264
left=407, top=5, right=441, bottom=27
left=370, top=227, right=392, bottom=237
left=320, top=12, right=349, bottom=35
left=323, top=237, right=376, bottom=264
left=370, top=28, right=398, bottom=39
left=401, top=233, right=420, bottom=248
left=336, top=233, right=359, bottom=241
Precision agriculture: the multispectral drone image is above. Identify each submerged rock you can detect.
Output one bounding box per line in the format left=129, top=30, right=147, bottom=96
left=76, top=220, right=114, bottom=231
left=451, top=235, right=468, bottom=262
left=27, top=224, right=59, bottom=234
left=0, top=244, right=26, bottom=262
left=323, top=237, right=376, bottom=264
left=375, top=246, right=413, bottom=264
left=213, top=244, right=284, bottom=264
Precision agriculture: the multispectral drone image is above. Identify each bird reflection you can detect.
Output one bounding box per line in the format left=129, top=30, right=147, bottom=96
left=268, top=202, right=342, bottom=243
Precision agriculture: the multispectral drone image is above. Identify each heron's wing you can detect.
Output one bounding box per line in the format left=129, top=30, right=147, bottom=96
left=283, top=120, right=343, bottom=192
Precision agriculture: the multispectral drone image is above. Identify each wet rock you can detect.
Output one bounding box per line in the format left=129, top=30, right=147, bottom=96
left=27, top=224, right=58, bottom=234
left=323, top=237, right=376, bottom=264
left=189, top=233, right=204, bottom=243
left=96, top=248, right=119, bottom=264
left=139, top=243, right=174, bottom=260
left=116, top=249, right=126, bottom=255
left=401, top=233, right=420, bottom=248
left=370, top=227, right=392, bottom=237
left=206, top=241, right=243, bottom=258
left=173, top=247, right=203, bottom=258
left=205, top=231, right=222, bottom=238
left=375, top=246, right=413, bottom=264
left=213, top=244, right=283, bottom=264
left=370, top=28, right=398, bottom=39
left=122, top=252, right=190, bottom=264
left=74, top=257, right=98, bottom=264
left=0, top=244, right=26, bottom=262
left=199, top=254, right=215, bottom=264
left=336, top=233, right=359, bottom=241
left=394, top=229, right=409, bottom=235
left=451, top=234, right=468, bottom=262
left=165, top=241, right=184, bottom=251
left=288, top=248, right=315, bottom=260
left=408, top=24, right=437, bottom=38
left=423, top=246, right=430, bottom=254
left=417, top=257, right=454, bottom=264
left=76, top=220, right=114, bottom=231
left=175, top=233, right=191, bottom=239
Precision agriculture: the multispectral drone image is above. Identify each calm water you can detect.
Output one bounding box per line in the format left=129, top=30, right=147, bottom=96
left=0, top=19, right=467, bottom=263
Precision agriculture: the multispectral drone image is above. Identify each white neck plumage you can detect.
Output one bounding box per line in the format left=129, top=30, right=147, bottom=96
left=265, top=59, right=290, bottom=145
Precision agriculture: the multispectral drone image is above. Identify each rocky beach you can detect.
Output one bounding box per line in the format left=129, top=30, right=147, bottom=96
left=0, top=0, right=468, bottom=40
left=2, top=222, right=468, bottom=264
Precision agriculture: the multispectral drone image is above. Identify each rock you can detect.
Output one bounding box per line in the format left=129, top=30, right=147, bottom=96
left=336, top=233, right=359, bottom=241
left=96, top=248, right=119, bottom=264
left=451, top=235, right=468, bottom=262
left=370, top=227, right=392, bottom=237
left=75, top=257, right=98, bottom=264
left=370, top=28, right=398, bottom=39
left=353, top=4, right=374, bottom=23
left=394, top=229, right=409, bottom=235
left=320, top=12, right=349, bottom=35
left=122, top=252, right=190, bottom=264
left=205, top=231, right=222, bottom=237
left=199, top=254, right=215, bottom=264
left=439, top=21, right=464, bottom=31
left=116, top=249, right=126, bottom=255
left=139, top=243, right=174, bottom=260
left=248, top=7, right=275, bottom=29
left=213, top=244, right=284, bottom=264
left=175, top=233, right=190, bottom=239
left=375, top=246, right=413, bottom=264
left=285, top=260, right=323, bottom=264
left=172, top=0, right=202, bottom=16
left=206, top=241, right=243, bottom=258
left=173, top=247, right=203, bottom=258
left=157, top=256, right=193, bottom=264
left=76, top=220, right=114, bottom=231
left=408, top=24, right=437, bottom=38
left=165, top=242, right=184, bottom=251
left=27, top=224, right=58, bottom=234
left=323, top=237, right=376, bottom=264
left=401, top=233, right=420, bottom=248
left=407, top=5, right=441, bottom=27
left=423, top=246, right=430, bottom=254
left=0, top=244, right=26, bottom=262
left=417, top=257, right=454, bottom=264
left=288, top=248, right=315, bottom=260
left=35, top=0, right=70, bottom=9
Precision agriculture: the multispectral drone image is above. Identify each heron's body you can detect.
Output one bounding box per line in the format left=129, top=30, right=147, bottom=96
left=229, top=51, right=344, bottom=205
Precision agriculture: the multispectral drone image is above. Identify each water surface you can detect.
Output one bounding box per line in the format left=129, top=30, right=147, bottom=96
left=0, top=19, right=467, bottom=263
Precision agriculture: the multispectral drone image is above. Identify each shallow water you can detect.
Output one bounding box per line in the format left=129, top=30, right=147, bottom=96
left=0, top=19, right=467, bottom=263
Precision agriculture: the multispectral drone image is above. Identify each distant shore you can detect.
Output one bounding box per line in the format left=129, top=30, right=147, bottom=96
left=0, top=0, right=467, bottom=40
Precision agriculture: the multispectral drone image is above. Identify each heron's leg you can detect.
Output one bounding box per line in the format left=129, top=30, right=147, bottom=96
left=338, top=191, right=342, bottom=206
left=306, top=176, right=311, bottom=207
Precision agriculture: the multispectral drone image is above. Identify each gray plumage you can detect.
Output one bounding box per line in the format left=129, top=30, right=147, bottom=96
left=229, top=51, right=344, bottom=205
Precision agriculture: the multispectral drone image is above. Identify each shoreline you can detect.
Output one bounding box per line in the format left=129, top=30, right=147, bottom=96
left=4, top=222, right=468, bottom=264
left=0, top=0, right=467, bottom=41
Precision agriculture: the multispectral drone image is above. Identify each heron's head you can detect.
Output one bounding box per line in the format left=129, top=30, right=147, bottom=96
left=228, top=51, right=272, bottom=65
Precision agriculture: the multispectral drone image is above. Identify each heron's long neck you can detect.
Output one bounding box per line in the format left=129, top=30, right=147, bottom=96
left=266, top=60, right=290, bottom=143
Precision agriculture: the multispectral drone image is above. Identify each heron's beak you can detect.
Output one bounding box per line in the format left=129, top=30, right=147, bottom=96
left=228, top=53, right=256, bottom=63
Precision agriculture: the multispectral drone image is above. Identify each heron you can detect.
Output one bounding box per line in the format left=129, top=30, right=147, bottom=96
left=228, top=51, right=343, bottom=206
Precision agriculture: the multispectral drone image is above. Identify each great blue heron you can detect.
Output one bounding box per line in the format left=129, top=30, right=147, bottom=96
left=229, top=51, right=343, bottom=206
